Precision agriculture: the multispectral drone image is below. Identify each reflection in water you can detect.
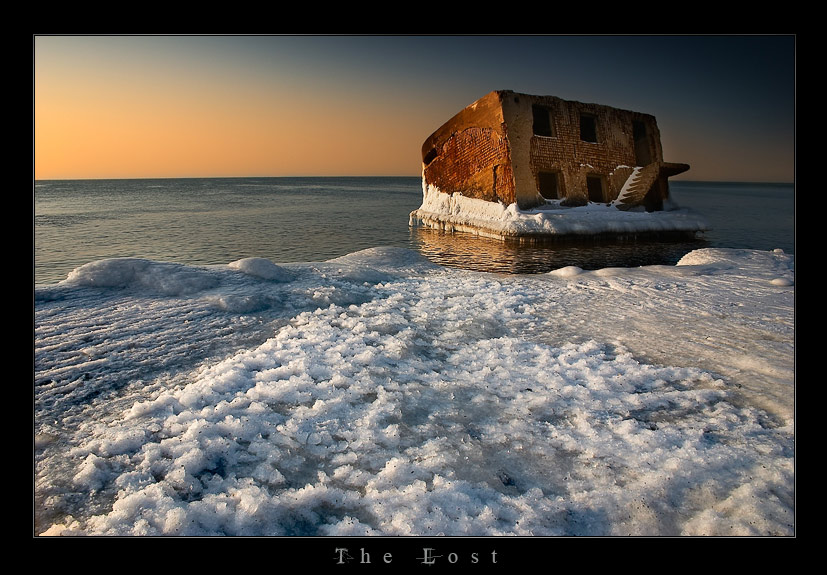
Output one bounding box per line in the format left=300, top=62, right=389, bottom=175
left=411, top=227, right=709, bottom=274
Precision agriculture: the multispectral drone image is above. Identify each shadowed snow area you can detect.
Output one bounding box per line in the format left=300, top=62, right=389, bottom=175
left=34, top=247, right=794, bottom=536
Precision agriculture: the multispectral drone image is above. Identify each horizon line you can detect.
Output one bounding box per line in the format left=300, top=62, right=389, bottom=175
left=34, top=175, right=796, bottom=185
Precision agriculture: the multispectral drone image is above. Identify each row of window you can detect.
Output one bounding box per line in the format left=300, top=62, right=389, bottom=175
left=533, top=104, right=604, bottom=201
left=537, top=170, right=607, bottom=202
left=532, top=105, right=654, bottom=201
left=532, top=105, right=598, bottom=143
left=533, top=105, right=650, bottom=149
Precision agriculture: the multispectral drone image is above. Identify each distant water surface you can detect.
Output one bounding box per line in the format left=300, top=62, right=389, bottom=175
left=34, top=178, right=794, bottom=284
left=669, top=181, right=795, bottom=254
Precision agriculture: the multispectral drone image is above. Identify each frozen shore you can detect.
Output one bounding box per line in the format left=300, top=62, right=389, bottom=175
left=34, top=246, right=794, bottom=536
left=410, top=184, right=711, bottom=240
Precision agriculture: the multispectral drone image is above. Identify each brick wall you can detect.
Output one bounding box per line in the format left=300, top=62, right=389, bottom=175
left=423, top=126, right=515, bottom=204
left=526, top=97, right=662, bottom=203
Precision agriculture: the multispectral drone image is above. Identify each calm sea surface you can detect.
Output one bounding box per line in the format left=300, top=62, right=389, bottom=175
left=34, top=178, right=795, bottom=285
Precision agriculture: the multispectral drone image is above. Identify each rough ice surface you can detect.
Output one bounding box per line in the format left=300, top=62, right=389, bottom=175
left=34, top=246, right=794, bottom=536
left=410, top=184, right=710, bottom=239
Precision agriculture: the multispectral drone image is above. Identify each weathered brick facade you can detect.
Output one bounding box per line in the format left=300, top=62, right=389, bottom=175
left=423, top=127, right=514, bottom=204
left=421, top=90, right=688, bottom=211
left=421, top=91, right=516, bottom=205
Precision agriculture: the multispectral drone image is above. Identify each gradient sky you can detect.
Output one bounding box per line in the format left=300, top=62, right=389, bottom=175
left=34, top=35, right=796, bottom=182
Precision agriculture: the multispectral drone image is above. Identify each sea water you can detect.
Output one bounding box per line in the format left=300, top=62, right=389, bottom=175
left=34, top=177, right=420, bottom=285
left=34, top=178, right=794, bottom=285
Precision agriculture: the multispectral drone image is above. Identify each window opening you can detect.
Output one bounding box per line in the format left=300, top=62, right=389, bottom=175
left=586, top=175, right=605, bottom=202
left=537, top=171, right=561, bottom=199
left=580, top=113, right=598, bottom=143
left=532, top=105, right=554, bottom=137
left=633, top=120, right=652, bottom=165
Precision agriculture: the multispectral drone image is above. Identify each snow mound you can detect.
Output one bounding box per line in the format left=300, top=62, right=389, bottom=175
left=548, top=265, right=584, bottom=277
left=327, top=246, right=440, bottom=272
left=228, top=258, right=294, bottom=281
left=677, top=248, right=795, bottom=283
left=62, top=258, right=219, bottom=296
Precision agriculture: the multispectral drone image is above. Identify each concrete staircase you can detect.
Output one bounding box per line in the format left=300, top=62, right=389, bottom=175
left=612, top=162, right=661, bottom=210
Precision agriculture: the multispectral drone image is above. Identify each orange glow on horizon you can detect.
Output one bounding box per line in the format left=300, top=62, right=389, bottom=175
left=35, top=84, right=427, bottom=180
left=34, top=37, right=429, bottom=180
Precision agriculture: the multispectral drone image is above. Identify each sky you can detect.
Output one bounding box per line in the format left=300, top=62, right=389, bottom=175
left=33, top=35, right=796, bottom=182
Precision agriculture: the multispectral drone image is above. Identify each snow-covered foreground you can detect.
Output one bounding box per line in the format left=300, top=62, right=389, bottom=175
left=34, top=247, right=794, bottom=536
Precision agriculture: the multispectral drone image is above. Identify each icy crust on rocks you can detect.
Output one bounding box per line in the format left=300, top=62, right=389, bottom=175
left=410, top=184, right=710, bottom=239
left=35, top=247, right=794, bottom=536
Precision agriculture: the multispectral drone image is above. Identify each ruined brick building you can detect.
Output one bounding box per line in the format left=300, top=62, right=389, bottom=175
left=419, top=90, right=689, bottom=213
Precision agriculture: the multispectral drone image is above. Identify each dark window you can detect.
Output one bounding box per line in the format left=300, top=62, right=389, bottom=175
left=586, top=175, right=605, bottom=202
left=633, top=120, right=647, bottom=141
left=633, top=120, right=652, bottom=165
left=537, top=171, right=561, bottom=199
left=580, top=113, right=598, bottom=143
left=532, top=105, right=553, bottom=137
